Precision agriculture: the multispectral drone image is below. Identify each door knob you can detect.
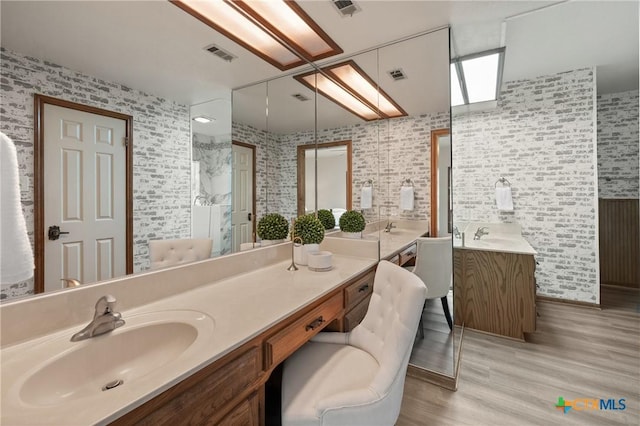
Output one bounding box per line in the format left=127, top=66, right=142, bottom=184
left=48, top=225, right=69, bottom=241
left=248, top=212, right=252, bottom=221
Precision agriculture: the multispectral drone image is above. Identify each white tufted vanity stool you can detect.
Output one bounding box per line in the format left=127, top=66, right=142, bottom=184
left=281, top=260, right=427, bottom=426
left=148, top=238, right=212, bottom=270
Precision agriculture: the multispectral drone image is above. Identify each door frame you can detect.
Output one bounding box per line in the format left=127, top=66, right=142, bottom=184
left=33, top=94, right=134, bottom=293
left=430, top=128, right=450, bottom=237
left=232, top=140, right=257, bottom=241
left=297, top=140, right=352, bottom=216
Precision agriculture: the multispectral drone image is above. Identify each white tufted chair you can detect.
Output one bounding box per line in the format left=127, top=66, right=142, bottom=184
left=148, top=238, right=212, bottom=270
left=281, top=260, right=427, bottom=426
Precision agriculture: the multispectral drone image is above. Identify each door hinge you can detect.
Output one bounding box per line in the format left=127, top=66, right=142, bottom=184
left=123, top=137, right=129, bottom=147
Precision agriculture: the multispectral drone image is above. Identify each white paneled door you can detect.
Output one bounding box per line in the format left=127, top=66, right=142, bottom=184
left=231, top=143, right=254, bottom=252
left=43, top=104, right=127, bottom=292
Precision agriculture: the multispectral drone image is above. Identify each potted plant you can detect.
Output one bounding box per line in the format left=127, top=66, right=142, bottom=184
left=339, top=210, right=366, bottom=238
left=257, top=213, right=289, bottom=245
left=317, top=209, right=336, bottom=230
left=293, top=214, right=325, bottom=265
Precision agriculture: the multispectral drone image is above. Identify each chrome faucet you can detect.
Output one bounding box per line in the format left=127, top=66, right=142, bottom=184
left=453, top=226, right=461, bottom=239
left=384, top=221, right=396, bottom=233
left=473, top=227, right=489, bottom=240
left=70, top=295, right=125, bottom=342
left=194, top=195, right=210, bottom=206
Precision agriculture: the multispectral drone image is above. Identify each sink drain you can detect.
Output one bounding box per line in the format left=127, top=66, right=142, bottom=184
left=102, top=379, right=123, bottom=391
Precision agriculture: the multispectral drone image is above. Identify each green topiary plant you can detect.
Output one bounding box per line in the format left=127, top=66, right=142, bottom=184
left=257, top=213, right=289, bottom=240
left=339, top=210, right=366, bottom=233
left=317, top=209, right=336, bottom=230
left=294, top=214, right=325, bottom=245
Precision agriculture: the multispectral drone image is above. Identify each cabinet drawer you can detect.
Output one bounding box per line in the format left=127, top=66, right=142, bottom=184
left=399, top=244, right=417, bottom=267
left=264, top=293, right=342, bottom=369
left=344, top=269, right=375, bottom=311
left=344, top=294, right=372, bottom=331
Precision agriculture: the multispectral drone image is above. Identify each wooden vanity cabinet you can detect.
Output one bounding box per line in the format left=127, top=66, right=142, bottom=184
left=453, top=248, right=536, bottom=340
left=111, top=342, right=264, bottom=426
left=111, top=266, right=378, bottom=425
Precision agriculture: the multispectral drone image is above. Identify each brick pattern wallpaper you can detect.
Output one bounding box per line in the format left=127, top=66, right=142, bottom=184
left=597, top=90, right=639, bottom=199
left=233, top=113, right=450, bottom=229
left=452, top=68, right=599, bottom=303
left=0, top=48, right=191, bottom=300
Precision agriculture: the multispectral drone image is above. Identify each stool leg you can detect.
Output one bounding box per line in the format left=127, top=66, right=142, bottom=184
left=441, top=296, right=453, bottom=330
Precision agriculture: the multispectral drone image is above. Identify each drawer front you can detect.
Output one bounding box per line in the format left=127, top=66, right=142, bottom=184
left=344, top=269, right=375, bottom=311
left=399, top=244, right=417, bottom=266
left=264, top=293, right=342, bottom=369
left=344, top=294, right=372, bottom=331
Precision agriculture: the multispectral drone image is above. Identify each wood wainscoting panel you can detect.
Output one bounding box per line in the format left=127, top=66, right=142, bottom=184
left=599, top=198, right=640, bottom=288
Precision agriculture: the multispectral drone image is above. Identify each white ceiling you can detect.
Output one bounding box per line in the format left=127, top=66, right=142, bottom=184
left=1, top=1, right=638, bottom=133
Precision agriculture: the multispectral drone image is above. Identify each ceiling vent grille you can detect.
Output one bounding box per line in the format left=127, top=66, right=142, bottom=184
left=332, top=0, right=360, bottom=17
left=388, top=68, right=407, bottom=81
left=292, top=93, right=310, bottom=102
left=204, top=44, right=236, bottom=62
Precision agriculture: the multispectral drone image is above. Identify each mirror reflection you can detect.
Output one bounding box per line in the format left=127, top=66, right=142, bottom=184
left=298, top=141, right=352, bottom=219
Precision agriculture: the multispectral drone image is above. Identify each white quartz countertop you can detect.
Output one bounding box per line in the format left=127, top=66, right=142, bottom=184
left=453, top=223, right=537, bottom=255
left=1, top=254, right=376, bottom=425
left=376, top=228, right=428, bottom=260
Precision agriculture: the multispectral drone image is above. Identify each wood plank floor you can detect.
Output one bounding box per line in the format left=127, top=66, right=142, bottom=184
left=398, top=285, right=640, bottom=425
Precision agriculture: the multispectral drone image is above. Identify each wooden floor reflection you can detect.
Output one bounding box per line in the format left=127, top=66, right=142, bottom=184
left=409, top=291, right=460, bottom=377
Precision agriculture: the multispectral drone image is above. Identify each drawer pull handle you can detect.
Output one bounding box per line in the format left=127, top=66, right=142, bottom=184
left=358, top=284, right=370, bottom=293
left=305, top=316, right=324, bottom=331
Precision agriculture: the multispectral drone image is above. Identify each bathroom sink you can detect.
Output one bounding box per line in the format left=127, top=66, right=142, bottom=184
left=15, top=310, right=214, bottom=407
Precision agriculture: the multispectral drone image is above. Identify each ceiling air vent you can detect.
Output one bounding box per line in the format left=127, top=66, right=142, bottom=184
left=292, top=93, right=310, bottom=102
left=332, top=0, right=360, bottom=17
left=388, top=68, right=407, bottom=81
left=204, top=44, right=236, bottom=62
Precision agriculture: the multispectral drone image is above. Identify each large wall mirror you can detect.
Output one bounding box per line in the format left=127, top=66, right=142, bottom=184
left=0, top=0, right=458, bottom=383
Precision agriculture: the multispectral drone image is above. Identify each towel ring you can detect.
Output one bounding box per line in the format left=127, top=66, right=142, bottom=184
left=401, top=178, right=414, bottom=187
left=361, top=179, right=373, bottom=188
left=494, top=177, right=511, bottom=188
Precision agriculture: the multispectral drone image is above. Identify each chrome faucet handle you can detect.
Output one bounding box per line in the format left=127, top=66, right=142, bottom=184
left=95, top=295, right=117, bottom=317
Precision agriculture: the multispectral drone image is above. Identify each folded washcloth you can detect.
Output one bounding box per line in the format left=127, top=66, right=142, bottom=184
left=399, top=186, right=414, bottom=211
left=495, top=187, right=514, bottom=211
left=361, top=187, right=372, bottom=209
left=1, top=132, right=34, bottom=284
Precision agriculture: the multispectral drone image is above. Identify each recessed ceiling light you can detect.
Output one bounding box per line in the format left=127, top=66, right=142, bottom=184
left=193, top=116, right=216, bottom=124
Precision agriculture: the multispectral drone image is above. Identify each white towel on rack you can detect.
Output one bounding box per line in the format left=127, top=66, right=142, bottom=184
left=495, top=187, right=514, bottom=211
left=399, top=186, right=414, bottom=211
left=1, top=132, right=34, bottom=284
left=360, top=187, right=372, bottom=209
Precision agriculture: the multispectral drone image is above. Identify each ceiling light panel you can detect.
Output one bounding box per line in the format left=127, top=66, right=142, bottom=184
left=299, top=73, right=380, bottom=121
left=328, top=62, right=406, bottom=118
left=232, top=1, right=342, bottom=62
left=171, top=0, right=342, bottom=70
left=294, top=61, right=407, bottom=121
